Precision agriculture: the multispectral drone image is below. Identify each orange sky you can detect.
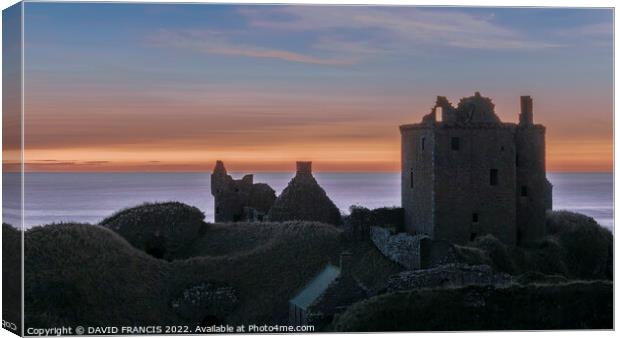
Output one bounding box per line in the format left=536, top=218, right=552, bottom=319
left=9, top=5, right=613, bottom=173
left=4, top=91, right=612, bottom=173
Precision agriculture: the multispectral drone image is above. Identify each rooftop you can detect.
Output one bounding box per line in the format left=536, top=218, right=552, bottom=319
left=290, top=264, right=341, bottom=310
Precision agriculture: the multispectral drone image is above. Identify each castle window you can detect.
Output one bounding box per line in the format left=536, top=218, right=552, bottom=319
left=410, top=169, right=414, bottom=189
left=421, top=137, right=425, bottom=150
left=472, top=213, right=479, bottom=223
left=490, top=169, right=498, bottom=186
left=451, top=137, right=460, bottom=151
left=215, top=207, right=220, bottom=215
left=470, top=232, right=477, bottom=241
left=436, top=107, right=443, bottom=122
left=521, top=185, right=528, bottom=197
left=500, top=146, right=505, bottom=151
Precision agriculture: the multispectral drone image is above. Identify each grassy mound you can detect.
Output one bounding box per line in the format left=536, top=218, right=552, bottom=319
left=100, top=202, right=206, bottom=260
left=3, top=224, right=22, bottom=334
left=170, top=221, right=344, bottom=325
left=456, top=211, right=612, bottom=280
left=24, top=220, right=363, bottom=327
left=25, top=223, right=172, bottom=327
left=332, top=281, right=612, bottom=331
left=178, top=222, right=290, bottom=258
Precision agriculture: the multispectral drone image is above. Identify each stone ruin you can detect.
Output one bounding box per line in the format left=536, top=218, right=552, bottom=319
left=211, top=161, right=276, bottom=222
left=370, top=226, right=430, bottom=270
left=211, top=161, right=342, bottom=225
left=170, top=281, right=239, bottom=325
left=268, top=162, right=342, bottom=225
left=385, top=264, right=513, bottom=292
left=370, top=226, right=466, bottom=271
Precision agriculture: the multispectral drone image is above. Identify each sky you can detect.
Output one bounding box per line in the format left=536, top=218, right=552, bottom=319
left=15, top=3, right=613, bottom=172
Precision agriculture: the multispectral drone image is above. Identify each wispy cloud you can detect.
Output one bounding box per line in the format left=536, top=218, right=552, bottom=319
left=553, top=22, right=613, bottom=37
left=146, top=29, right=355, bottom=65
left=145, top=7, right=566, bottom=67
left=238, top=6, right=563, bottom=52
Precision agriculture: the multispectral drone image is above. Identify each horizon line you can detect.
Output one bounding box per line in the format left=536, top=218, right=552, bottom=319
left=7, top=170, right=615, bottom=174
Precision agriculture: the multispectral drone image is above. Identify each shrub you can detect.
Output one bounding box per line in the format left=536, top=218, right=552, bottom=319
left=456, top=211, right=611, bottom=280
left=546, top=210, right=613, bottom=279
left=470, top=235, right=517, bottom=274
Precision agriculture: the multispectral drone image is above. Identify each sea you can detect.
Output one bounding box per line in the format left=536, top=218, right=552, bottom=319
left=2, top=172, right=614, bottom=232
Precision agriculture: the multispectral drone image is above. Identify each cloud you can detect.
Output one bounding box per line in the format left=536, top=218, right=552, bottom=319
left=145, top=7, right=572, bottom=67
left=554, top=22, right=613, bottom=37
left=26, top=160, right=110, bottom=166
left=146, top=29, right=354, bottom=65
left=82, top=161, right=110, bottom=165
left=238, top=6, right=563, bottom=52
left=550, top=22, right=613, bottom=48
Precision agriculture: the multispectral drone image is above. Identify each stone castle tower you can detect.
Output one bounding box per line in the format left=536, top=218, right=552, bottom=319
left=400, top=93, right=552, bottom=245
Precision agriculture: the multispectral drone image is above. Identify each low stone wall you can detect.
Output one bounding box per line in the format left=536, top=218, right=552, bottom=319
left=385, top=264, right=513, bottom=292
left=370, top=227, right=430, bottom=270
left=171, top=282, right=239, bottom=322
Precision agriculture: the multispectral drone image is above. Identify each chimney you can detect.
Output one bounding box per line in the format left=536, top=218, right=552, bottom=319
left=296, top=161, right=312, bottom=175
left=519, top=96, right=533, bottom=125
left=339, top=251, right=353, bottom=276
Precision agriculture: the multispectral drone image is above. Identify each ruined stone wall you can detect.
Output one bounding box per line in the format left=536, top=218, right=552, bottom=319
left=267, top=167, right=342, bottom=225
left=211, top=161, right=276, bottom=222
left=212, top=174, right=253, bottom=222
left=432, top=124, right=518, bottom=245
left=385, top=264, right=513, bottom=292
left=400, top=124, right=434, bottom=236
left=515, top=125, right=551, bottom=244
left=170, top=281, right=238, bottom=323
left=370, top=226, right=430, bottom=270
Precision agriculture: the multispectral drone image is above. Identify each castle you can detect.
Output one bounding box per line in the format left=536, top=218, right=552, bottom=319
left=400, top=93, right=552, bottom=245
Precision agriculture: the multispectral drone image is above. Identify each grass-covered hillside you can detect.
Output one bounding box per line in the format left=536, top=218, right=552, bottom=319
left=20, top=202, right=612, bottom=330
left=23, top=203, right=400, bottom=327
left=169, top=221, right=344, bottom=325
left=332, top=281, right=613, bottom=331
